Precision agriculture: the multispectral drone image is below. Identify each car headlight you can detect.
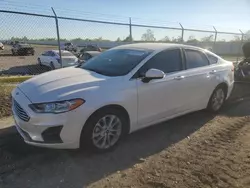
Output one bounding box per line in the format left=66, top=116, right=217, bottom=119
left=29, top=99, right=85, bottom=114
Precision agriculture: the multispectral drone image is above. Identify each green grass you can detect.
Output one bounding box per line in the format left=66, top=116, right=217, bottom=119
left=0, top=76, right=32, bottom=83
left=0, top=85, right=15, bottom=118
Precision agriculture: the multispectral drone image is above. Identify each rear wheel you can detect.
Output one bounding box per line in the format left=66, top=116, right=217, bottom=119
left=81, top=108, right=129, bottom=152
left=207, top=86, right=226, bottom=112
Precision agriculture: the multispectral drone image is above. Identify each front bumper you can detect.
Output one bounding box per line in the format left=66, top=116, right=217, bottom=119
left=11, top=87, right=89, bottom=149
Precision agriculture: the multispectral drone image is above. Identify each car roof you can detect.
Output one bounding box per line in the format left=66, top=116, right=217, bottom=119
left=51, top=50, right=71, bottom=53
left=113, top=43, right=204, bottom=51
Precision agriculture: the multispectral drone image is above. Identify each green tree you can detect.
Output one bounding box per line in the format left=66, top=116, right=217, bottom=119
left=201, top=34, right=214, bottom=42
left=244, top=30, right=250, bottom=41
left=161, top=36, right=171, bottom=42
left=141, top=29, right=156, bottom=41
left=187, top=35, right=199, bottom=43
left=123, top=36, right=132, bottom=42
left=171, top=36, right=182, bottom=43
left=231, top=35, right=241, bottom=41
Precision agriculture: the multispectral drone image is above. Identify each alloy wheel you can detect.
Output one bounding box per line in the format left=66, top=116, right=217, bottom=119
left=211, top=88, right=225, bottom=111
left=92, top=115, right=122, bottom=149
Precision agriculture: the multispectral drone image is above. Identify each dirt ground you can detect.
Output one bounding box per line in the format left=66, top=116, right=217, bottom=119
left=0, top=83, right=249, bottom=188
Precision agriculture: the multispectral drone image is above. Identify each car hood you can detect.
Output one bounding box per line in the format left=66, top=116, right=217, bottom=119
left=18, top=67, right=109, bottom=103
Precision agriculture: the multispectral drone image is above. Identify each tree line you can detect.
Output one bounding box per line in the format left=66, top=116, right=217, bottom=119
left=8, top=29, right=250, bottom=43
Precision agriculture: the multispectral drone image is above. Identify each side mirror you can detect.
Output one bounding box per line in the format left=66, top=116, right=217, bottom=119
left=142, top=69, right=165, bottom=83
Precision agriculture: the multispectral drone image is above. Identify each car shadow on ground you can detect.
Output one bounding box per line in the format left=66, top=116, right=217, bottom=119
left=0, top=64, right=50, bottom=75
left=0, top=110, right=215, bottom=187
left=0, top=83, right=250, bottom=187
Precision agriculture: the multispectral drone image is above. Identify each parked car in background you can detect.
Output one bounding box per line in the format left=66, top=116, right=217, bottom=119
left=38, top=50, right=78, bottom=69
left=61, top=42, right=77, bottom=52
left=0, top=42, right=4, bottom=50
left=12, top=43, right=234, bottom=152
left=79, top=44, right=102, bottom=54
left=78, top=51, right=101, bottom=61
left=11, top=43, right=34, bottom=56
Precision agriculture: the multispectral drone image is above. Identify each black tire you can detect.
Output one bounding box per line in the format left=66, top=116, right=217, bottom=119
left=50, top=62, right=55, bottom=70
left=80, top=107, right=129, bottom=152
left=207, top=85, right=227, bottom=112
left=12, top=50, right=16, bottom=56
left=38, top=58, right=42, bottom=66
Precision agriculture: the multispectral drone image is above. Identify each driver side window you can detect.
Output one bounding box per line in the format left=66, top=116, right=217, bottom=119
left=138, top=49, right=183, bottom=76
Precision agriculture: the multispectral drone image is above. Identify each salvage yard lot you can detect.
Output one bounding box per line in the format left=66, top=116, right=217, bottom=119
left=0, top=44, right=55, bottom=75
left=0, top=44, right=243, bottom=76
left=0, top=83, right=250, bottom=188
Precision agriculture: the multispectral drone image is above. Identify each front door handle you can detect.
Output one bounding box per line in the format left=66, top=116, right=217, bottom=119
left=209, top=70, right=217, bottom=74
left=174, top=76, right=185, bottom=80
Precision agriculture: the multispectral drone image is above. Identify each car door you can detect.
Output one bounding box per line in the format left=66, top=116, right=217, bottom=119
left=180, top=48, right=215, bottom=111
left=135, top=48, right=186, bottom=128
left=40, top=51, right=49, bottom=65
left=47, top=51, right=55, bottom=63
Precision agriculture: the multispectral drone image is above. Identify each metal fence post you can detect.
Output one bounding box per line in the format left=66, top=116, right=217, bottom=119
left=179, top=23, right=184, bottom=43
left=129, top=17, right=132, bottom=42
left=51, top=7, right=62, bottom=68
left=213, top=26, right=217, bottom=52
left=237, top=29, right=244, bottom=62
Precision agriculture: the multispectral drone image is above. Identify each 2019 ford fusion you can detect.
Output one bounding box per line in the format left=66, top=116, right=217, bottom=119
left=12, top=43, right=234, bottom=152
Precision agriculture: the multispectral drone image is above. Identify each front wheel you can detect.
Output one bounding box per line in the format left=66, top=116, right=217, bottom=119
left=207, top=86, right=226, bottom=112
left=81, top=108, right=128, bottom=152
left=38, top=58, right=42, bottom=66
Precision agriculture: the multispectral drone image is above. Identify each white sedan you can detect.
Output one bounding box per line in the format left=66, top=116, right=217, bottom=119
left=12, top=43, right=234, bottom=152
left=38, top=50, right=78, bottom=69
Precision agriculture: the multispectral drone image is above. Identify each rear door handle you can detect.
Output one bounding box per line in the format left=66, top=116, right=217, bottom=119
left=209, top=70, right=217, bottom=74
left=174, top=76, right=185, bottom=80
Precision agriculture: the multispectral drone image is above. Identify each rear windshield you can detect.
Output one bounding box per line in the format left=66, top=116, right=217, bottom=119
left=58, top=51, right=74, bottom=56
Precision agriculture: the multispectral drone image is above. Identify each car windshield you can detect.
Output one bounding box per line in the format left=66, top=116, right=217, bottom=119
left=81, top=49, right=151, bottom=76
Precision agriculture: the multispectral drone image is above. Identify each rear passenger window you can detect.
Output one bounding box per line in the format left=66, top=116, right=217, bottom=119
left=185, top=50, right=209, bottom=69
left=140, top=49, right=182, bottom=74
left=206, top=53, right=218, bottom=64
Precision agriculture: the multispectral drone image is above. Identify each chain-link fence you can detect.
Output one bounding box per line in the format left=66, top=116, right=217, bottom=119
left=0, top=9, right=248, bottom=76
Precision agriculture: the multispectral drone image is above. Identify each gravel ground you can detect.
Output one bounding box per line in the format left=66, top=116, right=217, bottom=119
left=0, top=83, right=249, bottom=188
left=0, top=45, right=55, bottom=75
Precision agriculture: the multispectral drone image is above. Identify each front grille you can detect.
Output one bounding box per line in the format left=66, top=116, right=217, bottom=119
left=13, top=100, right=30, bottom=122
